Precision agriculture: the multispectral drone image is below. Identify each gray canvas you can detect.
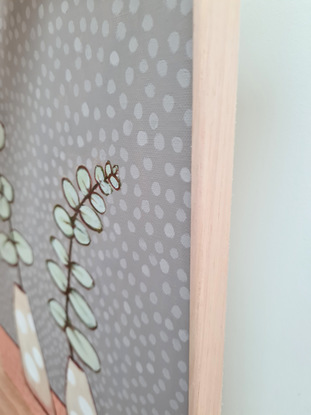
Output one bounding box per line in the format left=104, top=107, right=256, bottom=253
left=0, top=0, right=192, bottom=413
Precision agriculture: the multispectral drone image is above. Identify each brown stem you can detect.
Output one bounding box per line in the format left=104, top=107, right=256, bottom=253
left=8, top=217, right=23, bottom=289
left=64, top=182, right=99, bottom=360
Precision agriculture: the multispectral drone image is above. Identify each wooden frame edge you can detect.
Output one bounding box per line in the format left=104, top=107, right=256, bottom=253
left=189, top=1, right=240, bottom=414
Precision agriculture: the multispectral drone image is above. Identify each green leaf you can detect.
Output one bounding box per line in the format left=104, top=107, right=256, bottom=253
left=90, top=193, right=106, bottom=214
left=0, top=233, right=17, bottom=265
left=108, top=175, right=121, bottom=190
left=50, top=236, right=68, bottom=265
left=0, top=196, right=11, bottom=220
left=48, top=299, right=66, bottom=329
left=105, top=161, right=112, bottom=177
left=11, top=230, right=33, bottom=265
left=94, top=165, right=112, bottom=195
left=73, top=219, right=90, bottom=245
left=69, top=289, right=97, bottom=329
left=0, top=122, right=5, bottom=151
left=99, top=180, right=112, bottom=195
left=53, top=205, right=73, bottom=238
left=62, top=178, right=79, bottom=209
left=76, top=166, right=91, bottom=195
left=94, top=165, right=105, bottom=183
left=71, top=262, right=94, bottom=289
left=66, top=326, right=100, bottom=372
left=46, top=260, right=67, bottom=292
left=0, top=176, right=14, bottom=202
left=80, top=205, right=102, bottom=231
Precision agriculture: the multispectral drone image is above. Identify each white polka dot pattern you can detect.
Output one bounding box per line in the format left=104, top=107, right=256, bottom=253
left=0, top=1, right=192, bottom=414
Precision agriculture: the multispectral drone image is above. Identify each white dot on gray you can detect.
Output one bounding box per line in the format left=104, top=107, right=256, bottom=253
left=142, top=14, right=153, bottom=31
left=180, top=0, right=192, bottom=16
left=177, top=68, right=191, bottom=88
left=123, top=120, right=133, bottom=136
left=137, top=130, right=148, bottom=146
left=180, top=167, right=191, bottom=183
left=143, top=157, right=152, bottom=171
left=129, top=0, right=140, bottom=14
left=107, top=79, right=116, bottom=94
left=116, top=22, right=126, bottom=41
left=168, top=31, right=180, bottom=53
left=130, top=164, right=140, bottom=179
left=149, top=113, right=159, bottom=130
left=148, top=38, right=159, bottom=59
left=151, top=182, right=161, bottom=196
left=145, top=83, right=156, bottom=98
left=157, top=60, right=168, bottom=77
left=102, top=20, right=109, bottom=37
left=164, top=223, right=175, bottom=238
left=163, top=95, right=175, bottom=113
left=110, top=51, right=120, bottom=66
left=129, top=36, right=138, bottom=52
left=134, top=103, right=143, bottom=120
left=139, top=59, right=149, bottom=73
left=125, top=67, right=134, bottom=85
left=154, top=133, right=165, bottom=151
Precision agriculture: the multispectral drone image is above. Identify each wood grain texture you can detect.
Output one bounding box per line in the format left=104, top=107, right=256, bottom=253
left=0, top=363, right=33, bottom=415
left=0, top=326, right=66, bottom=415
left=189, top=1, right=240, bottom=414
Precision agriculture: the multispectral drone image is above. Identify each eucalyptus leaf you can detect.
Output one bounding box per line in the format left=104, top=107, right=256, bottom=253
left=76, top=166, right=91, bottom=195
left=0, top=196, right=11, bottom=220
left=0, top=176, right=14, bottom=202
left=73, top=219, right=90, bottom=245
left=48, top=299, right=66, bottom=329
left=0, top=233, right=17, bottom=265
left=71, top=262, right=94, bottom=289
left=11, top=230, right=33, bottom=265
left=53, top=205, right=73, bottom=237
left=50, top=236, right=68, bottom=265
left=62, top=178, right=79, bottom=209
left=69, top=289, right=97, bottom=329
left=0, top=122, right=5, bottom=150
left=95, top=165, right=112, bottom=195
left=46, top=260, right=67, bottom=292
left=90, top=193, right=106, bottom=214
left=66, top=326, right=100, bottom=372
left=80, top=205, right=102, bottom=231
left=109, top=175, right=121, bottom=190
left=94, top=165, right=105, bottom=183
left=105, top=161, right=112, bottom=177
left=99, top=180, right=112, bottom=195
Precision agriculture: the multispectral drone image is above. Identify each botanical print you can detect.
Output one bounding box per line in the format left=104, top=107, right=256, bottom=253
left=0, top=122, right=55, bottom=414
left=0, top=1, right=192, bottom=412
left=47, top=161, right=121, bottom=412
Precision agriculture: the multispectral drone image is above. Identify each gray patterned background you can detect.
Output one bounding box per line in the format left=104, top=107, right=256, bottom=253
left=0, top=0, right=192, bottom=413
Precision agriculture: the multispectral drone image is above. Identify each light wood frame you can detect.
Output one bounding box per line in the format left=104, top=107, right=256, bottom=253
left=189, top=0, right=240, bottom=414
left=0, top=1, right=240, bottom=413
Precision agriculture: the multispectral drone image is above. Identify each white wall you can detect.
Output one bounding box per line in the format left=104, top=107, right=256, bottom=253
left=222, top=1, right=311, bottom=414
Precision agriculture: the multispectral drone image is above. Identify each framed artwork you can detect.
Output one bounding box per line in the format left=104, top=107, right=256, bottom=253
left=0, top=0, right=239, bottom=414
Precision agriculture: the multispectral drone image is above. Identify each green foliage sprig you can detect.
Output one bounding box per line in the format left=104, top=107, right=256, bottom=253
left=47, top=161, right=121, bottom=372
left=0, top=122, right=33, bottom=283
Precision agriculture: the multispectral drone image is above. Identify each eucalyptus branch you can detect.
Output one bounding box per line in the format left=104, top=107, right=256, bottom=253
left=0, top=124, right=33, bottom=280
left=47, top=161, right=121, bottom=372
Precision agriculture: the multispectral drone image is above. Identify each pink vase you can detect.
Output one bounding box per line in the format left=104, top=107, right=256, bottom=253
left=14, top=283, right=55, bottom=415
left=66, top=357, right=98, bottom=415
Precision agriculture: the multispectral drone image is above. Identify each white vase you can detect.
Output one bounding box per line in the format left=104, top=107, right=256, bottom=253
left=66, top=357, right=98, bottom=415
left=14, top=283, right=55, bottom=415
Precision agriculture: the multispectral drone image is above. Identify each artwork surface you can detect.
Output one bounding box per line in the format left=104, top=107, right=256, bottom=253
left=0, top=123, right=55, bottom=413
left=0, top=0, right=192, bottom=413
